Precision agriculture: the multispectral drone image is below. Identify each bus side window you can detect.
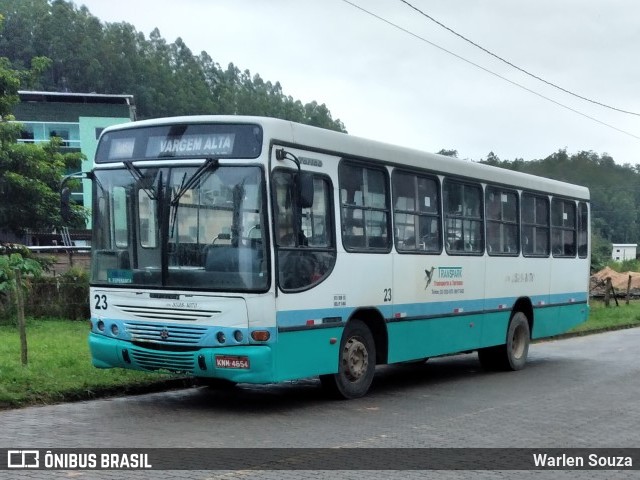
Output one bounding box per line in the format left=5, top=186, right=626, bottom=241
left=577, top=202, right=589, bottom=258
left=339, top=161, right=390, bottom=252
left=522, top=193, right=549, bottom=257
left=486, top=186, right=518, bottom=256
left=392, top=170, right=441, bottom=253
left=443, top=179, right=483, bottom=255
left=551, top=198, right=576, bottom=257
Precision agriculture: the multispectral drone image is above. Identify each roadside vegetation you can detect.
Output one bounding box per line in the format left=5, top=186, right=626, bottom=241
left=570, top=300, right=640, bottom=334
left=1, top=300, right=638, bottom=409
left=0, top=318, right=186, bottom=409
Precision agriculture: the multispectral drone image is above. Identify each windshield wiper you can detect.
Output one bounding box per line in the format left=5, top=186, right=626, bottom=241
left=169, top=158, right=220, bottom=240
left=170, top=157, right=219, bottom=207
left=123, top=160, right=157, bottom=200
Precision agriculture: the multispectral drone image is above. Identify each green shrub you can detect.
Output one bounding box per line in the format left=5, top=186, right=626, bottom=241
left=606, top=259, right=640, bottom=273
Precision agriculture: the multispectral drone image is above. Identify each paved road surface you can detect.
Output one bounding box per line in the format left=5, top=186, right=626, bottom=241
left=1, top=328, right=639, bottom=479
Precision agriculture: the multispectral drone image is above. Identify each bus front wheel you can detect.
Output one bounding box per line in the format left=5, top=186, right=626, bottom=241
left=320, top=319, right=376, bottom=399
left=478, top=311, right=530, bottom=371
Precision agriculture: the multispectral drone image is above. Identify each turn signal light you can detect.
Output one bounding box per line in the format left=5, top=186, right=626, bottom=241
left=251, top=330, right=270, bottom=342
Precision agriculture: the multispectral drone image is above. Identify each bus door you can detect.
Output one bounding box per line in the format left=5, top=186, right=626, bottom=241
left=270, top=147, right=339, bottom=378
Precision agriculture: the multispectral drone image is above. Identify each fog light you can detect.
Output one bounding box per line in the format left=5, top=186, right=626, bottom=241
left=216, top=331, right=226, bottom=344
left=97, top=320, right=105, bottom=332
left=251, top=330, right=270, bottom=342
left=111, top=324, right=119, bottom=336
left=233, top=330, right=243, bottom=342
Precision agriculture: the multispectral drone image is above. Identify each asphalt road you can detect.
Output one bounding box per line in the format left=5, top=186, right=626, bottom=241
left=1, top=328, right=639, bottom=479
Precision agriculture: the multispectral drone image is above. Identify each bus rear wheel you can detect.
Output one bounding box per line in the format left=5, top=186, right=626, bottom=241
left=320, top=319, right=376, bottom=399
left=478, top=311, right=530, bottom=371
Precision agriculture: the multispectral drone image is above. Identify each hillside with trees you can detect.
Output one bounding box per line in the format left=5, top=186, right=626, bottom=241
left=0, top=0, right=346, bottom=131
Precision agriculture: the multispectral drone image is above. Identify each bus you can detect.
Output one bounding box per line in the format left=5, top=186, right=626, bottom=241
left=81, top=115, right=590, bottom=399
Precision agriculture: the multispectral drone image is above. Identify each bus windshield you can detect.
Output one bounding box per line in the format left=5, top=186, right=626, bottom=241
left=91, top=165, right=268, bottom=292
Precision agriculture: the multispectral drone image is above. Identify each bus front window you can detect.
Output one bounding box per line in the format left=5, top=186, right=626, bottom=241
left=91, top=165, right=268, bottom=291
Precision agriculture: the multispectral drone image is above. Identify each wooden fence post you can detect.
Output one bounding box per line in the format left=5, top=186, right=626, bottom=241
left=14, top=269, right=28, bottom=366
left=626, top=275, right=632, bottom=305
left=604, top=277, right=611, bottom=307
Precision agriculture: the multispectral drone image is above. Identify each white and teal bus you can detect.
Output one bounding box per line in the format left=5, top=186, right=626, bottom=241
left=85, top=116, right=590, bottom=398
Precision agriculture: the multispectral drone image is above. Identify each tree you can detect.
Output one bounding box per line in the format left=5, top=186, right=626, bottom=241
left=1, top=138, right=85, bottom=234
left=437, top=149, right=458, bottom=158
left=0, top=0, right=347, bottom=131
left=0, top=25, right=85, bottom=236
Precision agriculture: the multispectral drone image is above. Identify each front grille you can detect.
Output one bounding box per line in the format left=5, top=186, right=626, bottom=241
left=125, top=322, right=208, bottom=345
left=115, top=304, right=219, bottom=322
left=130, top=348, right=195, bottom=373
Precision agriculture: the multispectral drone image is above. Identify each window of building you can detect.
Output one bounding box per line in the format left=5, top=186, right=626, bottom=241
left=20, top=125, right=35, bottom=142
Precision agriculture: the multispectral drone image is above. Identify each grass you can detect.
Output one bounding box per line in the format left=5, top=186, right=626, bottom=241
left=0, top=319, right=185, bottom=409
left=571, top=299, right=640, bottom=333
left=1, top=301, right=639, bottom=409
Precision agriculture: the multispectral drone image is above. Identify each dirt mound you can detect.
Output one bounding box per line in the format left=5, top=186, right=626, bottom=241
left=591, top=266, right=640, bottom=291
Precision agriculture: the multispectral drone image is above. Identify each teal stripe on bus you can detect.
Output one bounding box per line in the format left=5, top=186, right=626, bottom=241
left=275, top=292, right=588, bottom=329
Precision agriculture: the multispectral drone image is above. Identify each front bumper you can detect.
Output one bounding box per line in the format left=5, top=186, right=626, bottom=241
left=89, top=332, right=275, bottom=383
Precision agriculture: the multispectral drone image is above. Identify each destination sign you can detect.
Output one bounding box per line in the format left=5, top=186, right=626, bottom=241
left=95, top=123, right=262, bottom=162
left=109, top=138, right=136, bottom=160
left=146, top=134, right=236, bottom=157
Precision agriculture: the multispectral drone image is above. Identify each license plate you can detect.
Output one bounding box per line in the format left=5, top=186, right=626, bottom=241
left=215, top=355, right=250, bottom=369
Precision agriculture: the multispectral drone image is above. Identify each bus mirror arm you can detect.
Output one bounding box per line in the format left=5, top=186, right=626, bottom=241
left=275, top=148, right=314, bottom=209
left=60, top=171, right=89, bottom=224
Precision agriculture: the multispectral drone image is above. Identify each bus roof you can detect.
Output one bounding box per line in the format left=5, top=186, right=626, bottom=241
left=101, top=115, right=590, bottom=200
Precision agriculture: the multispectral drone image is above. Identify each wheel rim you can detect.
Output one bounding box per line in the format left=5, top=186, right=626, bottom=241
left=511, top=323, right=527, bottom=359
left=341, top=336, right=369, bottom=382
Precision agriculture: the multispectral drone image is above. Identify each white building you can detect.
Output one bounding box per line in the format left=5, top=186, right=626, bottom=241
left=612, top=244, right=637, bottom=262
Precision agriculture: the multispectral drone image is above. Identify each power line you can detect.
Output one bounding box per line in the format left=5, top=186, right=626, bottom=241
left=340, top=0, right=640, bottom=142
left=398, top=0, right=640, bottom=118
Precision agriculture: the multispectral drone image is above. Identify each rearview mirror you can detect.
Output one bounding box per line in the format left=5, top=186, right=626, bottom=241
left=297, top=172, right=314, bottom=209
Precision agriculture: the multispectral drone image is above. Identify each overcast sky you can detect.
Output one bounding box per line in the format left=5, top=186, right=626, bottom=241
left=78, top=0, right=640, bottom=164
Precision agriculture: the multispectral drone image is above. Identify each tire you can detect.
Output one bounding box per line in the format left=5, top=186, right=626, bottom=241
left=478, top=311, right=530, bottom=371
left=320, top=319, right=376, bottom=399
